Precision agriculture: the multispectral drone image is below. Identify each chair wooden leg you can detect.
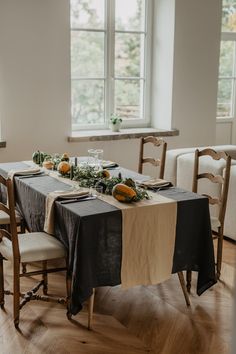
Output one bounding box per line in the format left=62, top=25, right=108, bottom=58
left=42, top=261, right=48, bottom=295
left=0, top=256, right=4, bottom=308
left=88, top=288, right=95, bottom=330
left=66, top=272, right=72, bottom=320
left=186, top=270, right=192, bottom=293
left=22, top=263, right=27, bottom=274
left=20, top=220, right=26, bottom=234
left=216, top=227, right=223, bottom=279
left=178, top=272, right=190, bottom=307
left=13, top=261, right=20, bottom=328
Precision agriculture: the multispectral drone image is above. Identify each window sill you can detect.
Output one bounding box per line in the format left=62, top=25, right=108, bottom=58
left=68, top=128, right=179, bottom=143
left=216, top=118, right=233, bottom=123
left=0, top=141, right=6, bottom=148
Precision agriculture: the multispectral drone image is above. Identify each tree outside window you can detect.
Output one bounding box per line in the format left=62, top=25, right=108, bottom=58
left=70, top=0, right=151, bottom=130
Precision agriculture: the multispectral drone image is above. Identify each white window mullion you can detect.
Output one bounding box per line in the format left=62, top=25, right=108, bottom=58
left=106, top=0, right=115, bottom=127
left=232, top=41, right=236, bottom=120
left=115, top=30, right=145, bottom=34
left=115, top=77, right=145, bottom=80
left=143, top=0, right=153, bottom=125
left=72, top=28, right=106, bottom=33
left=103, top=0, right=109, bottom=128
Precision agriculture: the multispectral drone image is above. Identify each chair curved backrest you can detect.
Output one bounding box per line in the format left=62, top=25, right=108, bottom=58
left=0, top=174, right=25, bottom=232
left=192, top=148, right=231, bottom=278
left=138, top=136, right=167, bottom=178
left=192, top=148, right=231, bottom=228
left=0, top=176, right=20, bottom=260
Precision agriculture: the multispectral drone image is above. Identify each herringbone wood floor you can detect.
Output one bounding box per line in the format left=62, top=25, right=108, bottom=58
left=0, top=239, right=235, bottom=354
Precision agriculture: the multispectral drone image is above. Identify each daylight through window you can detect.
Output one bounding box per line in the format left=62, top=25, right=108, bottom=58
left=70, top=0, right=152, bottom=131
left=217, top=0, right=236, bottom=118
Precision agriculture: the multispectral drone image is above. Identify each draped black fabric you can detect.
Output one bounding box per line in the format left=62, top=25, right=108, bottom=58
left=54, top=201, right=122, bottom=314
left=0, top=163, right=216, bottom=314
left=158, top=188, right=217, bottom=295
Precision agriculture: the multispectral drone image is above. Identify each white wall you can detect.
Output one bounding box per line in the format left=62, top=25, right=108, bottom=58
left=171, top=0, right=222, bottom=147
left=0, top=0, right=72, bottom=160
left=0, top=0, right=222, bottom=168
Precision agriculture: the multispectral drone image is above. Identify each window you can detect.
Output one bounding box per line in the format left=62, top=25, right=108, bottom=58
left=70, top=0, right=152, bottom=131
left=217, top=0, right=236, bottom=118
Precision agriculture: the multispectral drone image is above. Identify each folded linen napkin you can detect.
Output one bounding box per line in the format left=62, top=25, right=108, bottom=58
left=44, top=189, right=89, bottom=235
left=102, top=160, right=119, bottom=169
left=137, top=178, right=172, bottom=189
left=8, top=167, right=41, bottom=179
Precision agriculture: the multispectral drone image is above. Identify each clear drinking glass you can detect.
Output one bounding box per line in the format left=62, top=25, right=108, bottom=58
left=87, top=149, right=96, bottom=166
left=95, top=149, right=103, bottom=170
left=95, top=185, right=104, bottom=198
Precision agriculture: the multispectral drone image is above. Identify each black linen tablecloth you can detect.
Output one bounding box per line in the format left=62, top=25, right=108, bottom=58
left=0, top=163, right=217, bottom=315
left=158, top=188, right=217, bottom=295
left=54, top=200, right=122, bottom=314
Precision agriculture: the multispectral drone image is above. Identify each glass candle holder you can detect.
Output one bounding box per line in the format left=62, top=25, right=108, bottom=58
left=95, top=149, right=103, bottom=171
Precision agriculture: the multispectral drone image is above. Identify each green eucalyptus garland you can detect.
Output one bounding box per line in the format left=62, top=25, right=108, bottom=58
left=72, top=165, right=149, bottom=201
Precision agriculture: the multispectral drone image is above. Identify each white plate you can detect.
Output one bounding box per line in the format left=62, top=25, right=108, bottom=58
left=59, top=192, right=90, bottom=200
left=136, top=179, right=172, bottom=188
left=102, top=160, right=118, bottom=168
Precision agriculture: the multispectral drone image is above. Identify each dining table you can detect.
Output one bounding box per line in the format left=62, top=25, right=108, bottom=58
left=0, top=160, right=217, bottom=315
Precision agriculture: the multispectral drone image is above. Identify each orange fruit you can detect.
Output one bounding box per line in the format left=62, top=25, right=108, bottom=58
left=57, top=161, right=71, bottom=175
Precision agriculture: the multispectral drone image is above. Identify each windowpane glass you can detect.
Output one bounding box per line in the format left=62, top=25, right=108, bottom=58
left=115, top=0, right=145, bottom=31
left=71, top=31, right=104, bottom=77
left=70, top=0, right=150, bottom=128
left=219, top=41, right=235, bottom=77
left=217, top=78, right=234, bottom=117
left=71, top=0, right=105, bottom=29
left=72, top=80, right=105, bottom=126
left=115, top=79, right=143, bottom=119
left=222, top=0, right=236, bottom=32
left=115, top=33, right=144, bottom=77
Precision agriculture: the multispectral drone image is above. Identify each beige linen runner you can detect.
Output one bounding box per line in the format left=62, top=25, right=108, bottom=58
left=42, top=168, right=177, bottom=287
left=103, top=193, right=177, bottom=288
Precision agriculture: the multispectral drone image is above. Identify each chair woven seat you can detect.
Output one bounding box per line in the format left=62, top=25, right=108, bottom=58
left=0, top=232, right=66, bottom=263
left=0, top=210, right=21, bottom=225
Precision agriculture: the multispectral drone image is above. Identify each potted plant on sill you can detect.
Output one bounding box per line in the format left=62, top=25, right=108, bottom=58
left=110, top=113, right=122, bottom=132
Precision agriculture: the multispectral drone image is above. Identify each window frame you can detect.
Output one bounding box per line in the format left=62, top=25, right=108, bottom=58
left=70, top=0, right=153, bottom=131
left=217, top=32, right=236, bottom=121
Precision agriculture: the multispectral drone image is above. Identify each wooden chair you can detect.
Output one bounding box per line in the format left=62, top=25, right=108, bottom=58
left=138, top=138, right=189, bottom=306
left=0, top=182, right=27, bottom=272
left=0, top=186, right=26, bottom=233
left=187, top=148, right=231, bottom=290
left=0, top=175, right=95, bottom=328
left=138, top=136, right=167, bottom=178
